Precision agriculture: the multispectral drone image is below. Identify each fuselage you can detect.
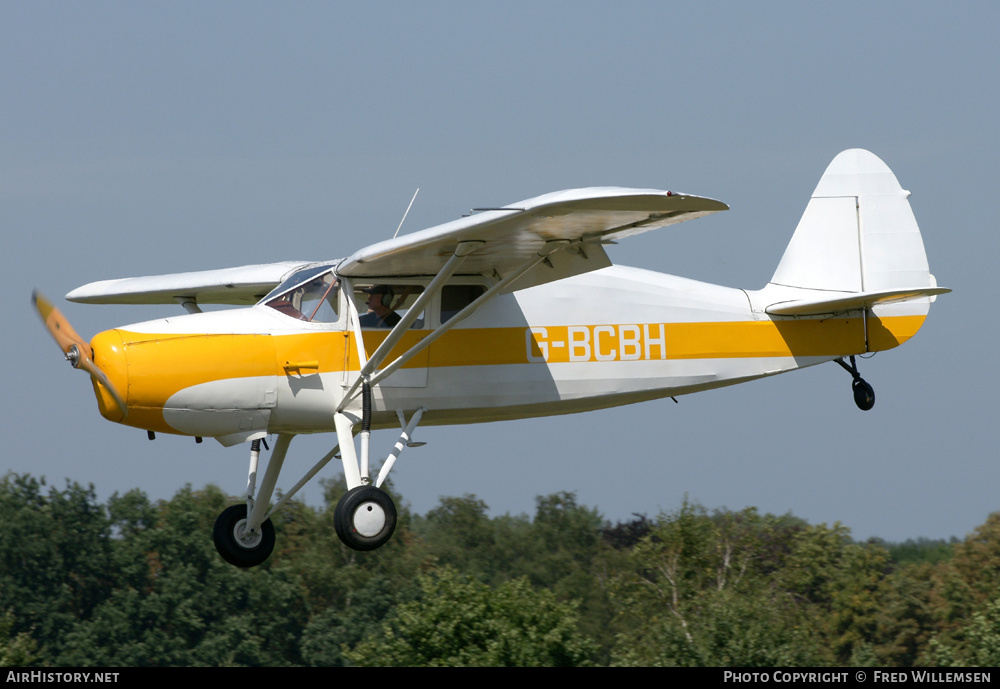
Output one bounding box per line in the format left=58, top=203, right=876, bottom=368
left=87, top=264, right=924, bottom=444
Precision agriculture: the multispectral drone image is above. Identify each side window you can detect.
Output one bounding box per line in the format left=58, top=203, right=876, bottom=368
left=441, top=284, right=487, bottom=323
left=353, top=284, right=425, bottom=329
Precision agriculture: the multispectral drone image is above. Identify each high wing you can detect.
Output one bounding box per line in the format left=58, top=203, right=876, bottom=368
left=66, top=261, right=313, bottom=305
left=65, top=187, right=726, bottom=306
left=332, top=187, right=727, bottom=403
left=337, top=187, right=727, bottom=289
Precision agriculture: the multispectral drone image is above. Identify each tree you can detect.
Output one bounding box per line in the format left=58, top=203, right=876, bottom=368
left=610, top=501, right=826, bottom=666
left=56, top=485, right=309, bottom=666
left=927, top=588, right=1000, bottom=667
left=0, top=473, right=115, bottom=660
left=0, top=611, right=39, bottom=667
left=346, top=568, right=595, bottom=666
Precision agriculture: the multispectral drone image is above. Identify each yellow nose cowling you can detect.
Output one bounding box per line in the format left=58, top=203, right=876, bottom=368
left=90, top=329, right=128, bottom=423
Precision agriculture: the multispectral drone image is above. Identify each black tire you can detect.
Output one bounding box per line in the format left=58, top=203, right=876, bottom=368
left=334, top=485, right=397, bottom=551
left=852, top=378, right=875, bottom=411
left=213, top=504, right=276, bottom=568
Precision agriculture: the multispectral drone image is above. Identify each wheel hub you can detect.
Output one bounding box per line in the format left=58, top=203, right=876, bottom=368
left=353, top=501, right=386, bottom=537
left=233, top=518, right=263, bottom=549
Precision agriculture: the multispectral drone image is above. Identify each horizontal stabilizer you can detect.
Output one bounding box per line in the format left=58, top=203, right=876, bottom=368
left=765, top=287, right=951, bottom=316
left=66, top=261, right=313, bottom=306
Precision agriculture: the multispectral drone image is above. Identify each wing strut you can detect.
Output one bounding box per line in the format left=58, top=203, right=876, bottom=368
left=367, top=239, right=568, bottom=389
left=335, top=239, right=479, bottom=489
left=338, top=239, right=483, bottom=408
left=338, top=238, right=570, bottom=410
left=333, top=238, right=571, bottom=491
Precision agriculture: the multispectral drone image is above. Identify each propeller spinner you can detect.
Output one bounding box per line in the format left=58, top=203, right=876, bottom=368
left=32, top=290, right=127, bottom=420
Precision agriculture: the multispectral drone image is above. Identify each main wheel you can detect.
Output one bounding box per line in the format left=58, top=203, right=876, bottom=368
left=334, top=485, right=397, bottom=551
left=213, top=504, right=276, bottom=568
left=852, top=378, right=875, bottom=411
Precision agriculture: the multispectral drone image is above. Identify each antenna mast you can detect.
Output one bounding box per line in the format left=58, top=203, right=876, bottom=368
left=393, top=188, right=420, bottom=238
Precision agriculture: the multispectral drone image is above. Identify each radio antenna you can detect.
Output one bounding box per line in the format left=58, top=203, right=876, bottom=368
left=393, top=188, right=420, bottom=238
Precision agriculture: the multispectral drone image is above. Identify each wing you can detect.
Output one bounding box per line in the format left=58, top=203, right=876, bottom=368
left=66, top=261, right=314, bottom=305
left=66, top=187, right=727, bottom=305
left=337, top=187, right=727, bottom=289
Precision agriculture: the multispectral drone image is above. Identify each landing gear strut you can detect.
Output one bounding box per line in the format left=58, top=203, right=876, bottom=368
left=329, top=393, right=423, bottom=551
left=836, top=356, right=875, bottom=411
left=208, top=395, right=425, bottom=566
left=213, top=434, right=293, bottom=568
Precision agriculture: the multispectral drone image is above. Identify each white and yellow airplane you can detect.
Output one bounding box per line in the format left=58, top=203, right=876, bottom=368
left=34, top=149, right=948, bottom=567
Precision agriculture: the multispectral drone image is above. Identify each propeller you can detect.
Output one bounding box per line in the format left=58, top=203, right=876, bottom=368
left=32, top=290, right=127, bottom=417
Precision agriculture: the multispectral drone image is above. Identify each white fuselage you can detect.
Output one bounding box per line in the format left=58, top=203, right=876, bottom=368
left=89, top=263, right=912, bottom=444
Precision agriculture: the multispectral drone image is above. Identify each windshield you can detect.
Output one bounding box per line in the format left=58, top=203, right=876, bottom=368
left=262, top=264, right=340, bottom=323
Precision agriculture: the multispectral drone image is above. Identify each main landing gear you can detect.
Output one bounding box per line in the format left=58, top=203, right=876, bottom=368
left=211, top=406, right=425, bottom=567
left=334, top=485, right=397, bottom=551
left=213, top=435, right=287, bottom=568
left=835, top=355, right=875, bottom=411
left=213, top=504, right=275, bottom=568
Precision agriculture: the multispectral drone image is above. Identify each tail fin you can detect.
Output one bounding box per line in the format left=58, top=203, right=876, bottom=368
left=763, top=149, right=948, bottom=350
left=771, top=149, right=934, bottom=292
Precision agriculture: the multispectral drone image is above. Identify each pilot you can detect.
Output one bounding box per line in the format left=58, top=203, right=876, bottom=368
left=358, top=285, right=401, bottom=328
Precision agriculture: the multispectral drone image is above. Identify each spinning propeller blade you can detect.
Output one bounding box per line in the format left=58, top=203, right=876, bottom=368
left=32, top=290, right=127, bottom=416
left=33, top=290, right=88, bottom=354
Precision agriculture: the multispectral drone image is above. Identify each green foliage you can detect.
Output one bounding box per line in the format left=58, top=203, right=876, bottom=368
left=0, top=473, right=115, bottom=660
left=0, top=610, right=39, bottom=667
left=55, top=485, right=308, bottom=666
left=7, top=467, right=1000, bottom=667
left=346, top=568, right=595, bottom=666
left=927, top=588, right=1000, bottom=667
left=883, top=538, right=956, bottom=565
left=610, top=500, right=826, bottom=666
left=411, top=494, right=513, bottom=581
left=300, top=576, right=406, bottom=667
left=914, top=515, right=1000, bottom=666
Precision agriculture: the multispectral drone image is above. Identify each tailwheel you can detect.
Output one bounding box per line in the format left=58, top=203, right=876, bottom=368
left=836, top=356, right=875, bottom=412
left=852, top=378, right=875, bottom=411
left=213, top=504, right=276, bottom=568
left=334, top=485, right=397, bottom=551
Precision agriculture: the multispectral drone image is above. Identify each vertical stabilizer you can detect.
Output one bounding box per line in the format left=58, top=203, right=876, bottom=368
left=760, top=149, right=946, bottom=353
left=770, top=149, right=933, bottom=293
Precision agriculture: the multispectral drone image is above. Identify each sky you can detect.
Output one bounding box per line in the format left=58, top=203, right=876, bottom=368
left=3, top=2, right=997, bottom=543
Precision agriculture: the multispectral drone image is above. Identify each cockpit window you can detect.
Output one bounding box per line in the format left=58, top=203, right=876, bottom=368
left=262, top=265, right=340, bottom=323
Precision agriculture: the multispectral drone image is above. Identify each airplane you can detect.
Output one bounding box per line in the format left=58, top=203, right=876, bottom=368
left=33, top=149, right=949, bottom=567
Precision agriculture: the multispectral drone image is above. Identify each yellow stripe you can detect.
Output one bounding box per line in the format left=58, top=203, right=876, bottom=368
left=867, top=315, right=926, bottom=351
left=107, top=313, right=924, bottom=431
left=116, top=314, right=926, bottom=386
left=428, top=315, right=924, bottom=366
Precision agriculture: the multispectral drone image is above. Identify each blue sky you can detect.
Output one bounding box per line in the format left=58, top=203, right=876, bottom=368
left=3, top=2, right=996, bottom=542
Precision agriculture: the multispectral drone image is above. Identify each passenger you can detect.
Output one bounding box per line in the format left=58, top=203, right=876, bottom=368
left=358, top=285, right=401, bottom=328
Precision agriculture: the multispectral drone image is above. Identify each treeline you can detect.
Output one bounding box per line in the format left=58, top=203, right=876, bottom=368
left=1, top=472, right=998, bottom=667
